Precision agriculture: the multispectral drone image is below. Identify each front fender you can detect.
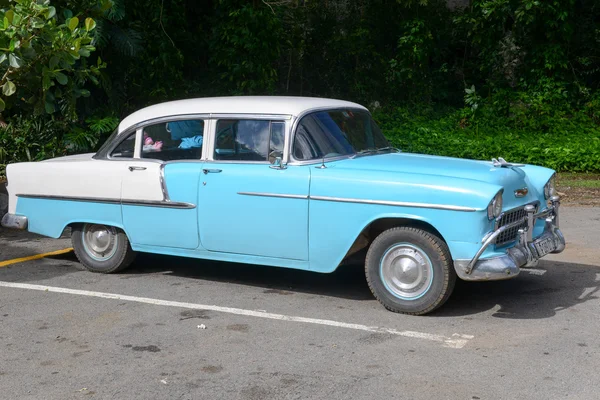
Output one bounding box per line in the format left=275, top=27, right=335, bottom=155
left=311, top=167, right=503, bottom=212
left=307, top=202, right=491, bottom=273
left=307, top=167, right=498, bottom=272
left=520, top=164, right=555, bottom=204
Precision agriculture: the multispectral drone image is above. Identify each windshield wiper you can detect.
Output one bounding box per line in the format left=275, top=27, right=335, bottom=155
left=350, top=146, right=400, bottom=158
left=350, top=148, right=378, bottom=158
left=375, top=146, right=400, bottom=153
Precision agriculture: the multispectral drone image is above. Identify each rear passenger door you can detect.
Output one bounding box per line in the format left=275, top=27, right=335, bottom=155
left=198, top=117, right=310, bottom=260
left=116, top=119, right=206, bottom=249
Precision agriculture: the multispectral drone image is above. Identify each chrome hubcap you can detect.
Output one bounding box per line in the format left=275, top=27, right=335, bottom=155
left=380, top=243, right=433, bottom=300
left=82, top=224, right=117, bottom=261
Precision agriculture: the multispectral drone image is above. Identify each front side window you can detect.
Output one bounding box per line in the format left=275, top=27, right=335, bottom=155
left=110, top=132, right=136, bottom=158
left=292, top=109, right=389, bottom=161
left=142, top=119, right=204, bottom=161
left=215, top=119, right=286, bottom=163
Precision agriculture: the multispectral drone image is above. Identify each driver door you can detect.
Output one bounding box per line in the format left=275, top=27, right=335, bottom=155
left=198, top=118, right=310, bottom=260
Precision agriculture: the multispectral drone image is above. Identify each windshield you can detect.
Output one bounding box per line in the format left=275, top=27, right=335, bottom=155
left=292, top=109, right=391, bottom=161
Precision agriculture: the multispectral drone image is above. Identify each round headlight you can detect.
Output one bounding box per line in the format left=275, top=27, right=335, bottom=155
left=544, top=174, right=557, bottom=199
left=487, top=191, right=503, bottom=220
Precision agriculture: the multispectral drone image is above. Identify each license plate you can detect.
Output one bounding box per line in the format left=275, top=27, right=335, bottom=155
left=534, top=236, right=556, bottom=258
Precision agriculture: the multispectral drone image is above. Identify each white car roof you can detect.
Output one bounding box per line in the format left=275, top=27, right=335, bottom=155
left=118, top=96, right=368, bottom=133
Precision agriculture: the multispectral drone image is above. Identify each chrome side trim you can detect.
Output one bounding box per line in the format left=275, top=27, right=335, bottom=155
left=238, top=192, right=308, bottom=200
left=16, top=194, right=195, bottom=209
left=120, top=199, right=196, bottom=209
left=159, top=163, right=170, bottom=201
left=17, top=194, right=121, bottom=205
left=309, top=195, right=479, bottom=212
left=239, top=192, right=478, bottom=211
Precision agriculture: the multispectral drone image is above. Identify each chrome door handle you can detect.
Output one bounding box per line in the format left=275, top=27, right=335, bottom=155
left=128, top=166, right=147, bottom=171
left=203, top=169, right=222, bottom=174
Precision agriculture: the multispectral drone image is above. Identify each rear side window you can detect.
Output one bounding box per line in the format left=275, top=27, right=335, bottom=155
left=214, top=120, right=285, bottom=163
left=110, top=132, right=136, bottom=158
left=141, top=119, right=204, bottom=161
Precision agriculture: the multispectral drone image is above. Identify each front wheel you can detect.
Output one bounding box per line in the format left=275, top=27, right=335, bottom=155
left=365, top=227, right=456, bottom=315
left=71, top=223, right=137, bottom=273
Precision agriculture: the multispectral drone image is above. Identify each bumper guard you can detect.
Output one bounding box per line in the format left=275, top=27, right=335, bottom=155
left=1, top=213, right=28, bottom=230
left=455, top=196, right=565, bottom=281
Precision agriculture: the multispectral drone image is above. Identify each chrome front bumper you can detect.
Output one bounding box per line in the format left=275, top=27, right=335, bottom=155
left=1, top=213, right=28, bottom=230
left=455, top=196, right=565, bottom=281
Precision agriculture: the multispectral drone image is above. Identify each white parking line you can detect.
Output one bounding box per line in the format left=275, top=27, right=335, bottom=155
left=0, top=281, right=474, bottom=349
left=522, top=268, right=547, bottom=276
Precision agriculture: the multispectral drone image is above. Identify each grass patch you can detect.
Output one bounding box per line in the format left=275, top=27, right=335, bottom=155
left=557, top=173, right=600, bottom=188
left=556, top=173, right=600, bottom=206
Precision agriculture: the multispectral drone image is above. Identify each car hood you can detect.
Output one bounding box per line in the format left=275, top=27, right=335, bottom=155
left=331, top=152, right=540, bottom=208
left=334, top=153, right=518, bottom=183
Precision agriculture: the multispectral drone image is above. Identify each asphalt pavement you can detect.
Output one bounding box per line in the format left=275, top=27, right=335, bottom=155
left=0, top=207, right=599, bottom=400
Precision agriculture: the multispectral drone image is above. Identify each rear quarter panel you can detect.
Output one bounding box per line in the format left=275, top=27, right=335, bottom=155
left=6, top=158, right=125, bottom=237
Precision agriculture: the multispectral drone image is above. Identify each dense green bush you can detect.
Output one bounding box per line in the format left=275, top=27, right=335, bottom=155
left=1, top=0, right=600, bottom=176
left=0, top=115, right=66, bottom=175
left=0, top=113, right=117, bottom=176
left=375, top=105, right=600, bottom=172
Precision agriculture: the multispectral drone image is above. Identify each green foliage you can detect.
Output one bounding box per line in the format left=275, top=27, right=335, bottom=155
left=0, top=111, right=113, bottom=176
left=0, top=115, right=66, bottom=175
left=375, top=105, right=600, bottom=172
left=464, top=85, right=482, bottom=115
left=0, top=0, right=103, bottom=119
left=209, top=0, right=282, bottom=94
left=86, top=114, right=118, bottom=135
left=2, top=0, right=600, bottom=176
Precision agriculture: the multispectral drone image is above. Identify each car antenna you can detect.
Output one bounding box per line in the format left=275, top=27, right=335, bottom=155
left=317, top=156, right=327, bottom=169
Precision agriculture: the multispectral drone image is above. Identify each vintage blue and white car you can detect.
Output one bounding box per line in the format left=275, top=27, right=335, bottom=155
left=1, top=96, right=565, bottom=314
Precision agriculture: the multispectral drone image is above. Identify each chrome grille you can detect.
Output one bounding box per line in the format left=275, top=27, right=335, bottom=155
left=495, top=207, right=528, bottom=246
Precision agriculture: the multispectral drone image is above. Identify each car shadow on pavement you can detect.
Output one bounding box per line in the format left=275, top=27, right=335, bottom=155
left=3, top=226, right=598, bottom=319
left=436, top=260, right=600, bottom=319
left=126, top=252, right=376, bottom=301
left=125, top=254, right=600, bottom=317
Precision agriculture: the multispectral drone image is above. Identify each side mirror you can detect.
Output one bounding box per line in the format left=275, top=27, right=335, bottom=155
left=269, top=156, right=287, bottom=170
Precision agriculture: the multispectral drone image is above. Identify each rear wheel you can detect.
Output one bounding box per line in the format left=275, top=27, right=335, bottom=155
left=365, top=227, right=456, bottom=315
left=71, top=223, right=136, bottom=273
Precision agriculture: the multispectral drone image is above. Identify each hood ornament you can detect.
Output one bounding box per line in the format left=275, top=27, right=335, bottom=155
left=492, top=157, right=525, bottom=168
